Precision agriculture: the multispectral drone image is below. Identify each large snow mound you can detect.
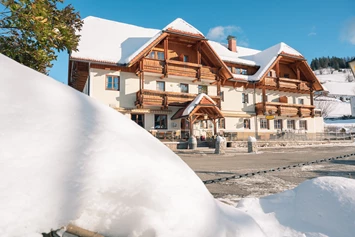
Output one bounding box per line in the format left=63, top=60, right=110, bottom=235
left=237, top=177, right=355, bottom=237
left=2, top=53, right=355, bottom=237
left=0, top=54, right=266, bottom=236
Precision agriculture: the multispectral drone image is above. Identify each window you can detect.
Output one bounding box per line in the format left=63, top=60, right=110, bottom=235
left=227, top=66, right=233, bottom=72
left=154, top=115, right=167, bottom=129
left=299, top=120, right=307, bottom=130
left=268, top=71, right=273, bottom=77
left=148, top=51, right=155, bottom=59
left=220, top=91, right=224, bottom=102
left=147, top=50, right=164, bottom=60
left=157, top=51, right=165, bottom=60
left=218, top=118, right=225, bottom=129
left=235, top=68, right=248, bottom=75
left=260, top=118, right=269, bottom=129
left=298, top=98, right=304, bottom=105
left=284, top=73, right=290, bottom=78
left=156, top=81, right=165, bottom=91
left=287, top=120, right=295, bottom=130
left=244, top=119, right=250, bottom=129
left=274, top=119, right=283, bottom=130
left=198, top=85, right=208, bottom=94
left=242, top=93, right=249, bottom=103
left=183, top=55, right=189, bottom=62
left=180, top=83, right=188, bottom=93
left=106, top=75, right=120, bottom=90
left=131, top=114, right=144, bottom=128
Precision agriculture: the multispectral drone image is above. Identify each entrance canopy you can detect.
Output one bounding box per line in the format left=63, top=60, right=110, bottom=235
left=171, top=93, right=224, bottom=121
left=171, top=93, right=224, bottom=135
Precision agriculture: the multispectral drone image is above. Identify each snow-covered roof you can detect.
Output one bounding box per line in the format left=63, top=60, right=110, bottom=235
left=72, top=16, right=305, bottom=83
left=182, top=93, right=217, bottom=116
left=246, top=42, right=302, bottom=81
left=163, top=18, right=204, bottom=36
left=208, top=40, right=260, bottom=66
left=71, top=16, right=160, bottom=64
left=322, top=82, right=355, bottom=96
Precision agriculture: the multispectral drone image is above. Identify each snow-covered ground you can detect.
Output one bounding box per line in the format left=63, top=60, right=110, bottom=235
left=1, top=53, right=355, bottom=237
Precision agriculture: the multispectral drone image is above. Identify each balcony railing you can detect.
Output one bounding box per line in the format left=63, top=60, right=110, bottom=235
left=255, top=102, right=315, bottom=117
left=136, top=89, right=221, bottom=108
left=143, top=58, right=217, bottom=80
left=265, top=77, right=311, bottom=91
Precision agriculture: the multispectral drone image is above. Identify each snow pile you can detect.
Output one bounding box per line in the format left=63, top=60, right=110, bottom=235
left=238, top=177, right=355, bottom=237
left=0, top=54, right=266, bottom=236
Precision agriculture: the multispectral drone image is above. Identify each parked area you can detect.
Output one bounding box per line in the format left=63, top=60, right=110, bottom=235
left=177, top=144, right=355, bottom=205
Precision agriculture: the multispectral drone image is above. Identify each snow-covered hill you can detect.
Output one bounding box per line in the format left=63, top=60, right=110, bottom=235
left=1, top=54, right=355, bottom=237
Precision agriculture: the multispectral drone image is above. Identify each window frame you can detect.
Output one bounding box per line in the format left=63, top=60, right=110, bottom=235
left=274, top=119, right=283, bottom=130
left=260, top=118, right=269, bottom=129
left=244, top=119, right=251, bottom=129
left=218, top=118, right=226, bottom=129
left=156, top=81, right=165, bottom=91
left=287, top=120, right=295, bottom=130
left=131, top=114, right=144, bottom=128
left=180, top=83, right=189, bottom=93
left=220, top=91, right=224, bottom=102
left=198, top=85, right=208, bottom=94
left=154, top=114, right=168, bottom=129
left=147, top=50, right=165, bottom=61
left=299, top=120, right=307, bottom=130
left=242, top=93, right=249, bottom=103
left=105, top=75, right=120, bottom=91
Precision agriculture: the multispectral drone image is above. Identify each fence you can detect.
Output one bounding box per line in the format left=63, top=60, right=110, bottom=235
left=222, top=130, right=355, bottom=142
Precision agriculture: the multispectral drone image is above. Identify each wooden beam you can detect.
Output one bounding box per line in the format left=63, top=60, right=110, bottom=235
left=262, top=87, right=266, bottom=115
left=197, top=41, right=201, bottom=65
left=275, top=60, right=280, bottom=78
left=164, top=37, right=168, bottom=78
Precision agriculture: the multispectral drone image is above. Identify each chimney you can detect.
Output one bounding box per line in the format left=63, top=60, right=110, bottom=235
left=227, top=35, right=237, bottom=52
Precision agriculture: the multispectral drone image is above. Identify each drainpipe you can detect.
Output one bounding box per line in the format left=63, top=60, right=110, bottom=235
left=88, top=62, right=91, bottom=96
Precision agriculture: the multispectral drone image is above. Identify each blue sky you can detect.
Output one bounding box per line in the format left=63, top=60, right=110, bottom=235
left=50, top=0, right=355, bottom=84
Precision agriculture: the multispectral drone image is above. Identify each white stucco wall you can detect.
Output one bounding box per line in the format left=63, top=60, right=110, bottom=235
left=89, top=68, right=139, bottom=108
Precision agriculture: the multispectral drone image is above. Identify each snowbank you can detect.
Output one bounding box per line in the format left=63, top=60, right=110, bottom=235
left=237, top=177, right=355, bottom=237
left=0, top=54, right=265, bottom=236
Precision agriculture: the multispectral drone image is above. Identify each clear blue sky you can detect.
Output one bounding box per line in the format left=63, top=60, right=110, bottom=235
left=50, top=0, right=355, bottom=84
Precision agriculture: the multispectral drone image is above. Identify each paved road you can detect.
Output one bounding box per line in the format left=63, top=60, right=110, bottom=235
left=177, top=144, right=355, bottom=205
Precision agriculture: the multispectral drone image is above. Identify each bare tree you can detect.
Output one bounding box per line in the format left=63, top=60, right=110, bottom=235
left=314, top=99, right=338, bottom=118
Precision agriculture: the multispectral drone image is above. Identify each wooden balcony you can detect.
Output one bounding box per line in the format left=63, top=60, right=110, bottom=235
left=255, top=102, right=315, bottom=117
left=264, top=77, right=311, bottom=92
left=143, top=58, right=217, bottom=80
left=135, top=89, right=221, bottom=108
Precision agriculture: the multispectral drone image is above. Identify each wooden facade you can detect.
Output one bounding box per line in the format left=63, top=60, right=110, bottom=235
left=135, top=89, right=221, bottom=109
left=255, top=102, right=315, bottom=117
